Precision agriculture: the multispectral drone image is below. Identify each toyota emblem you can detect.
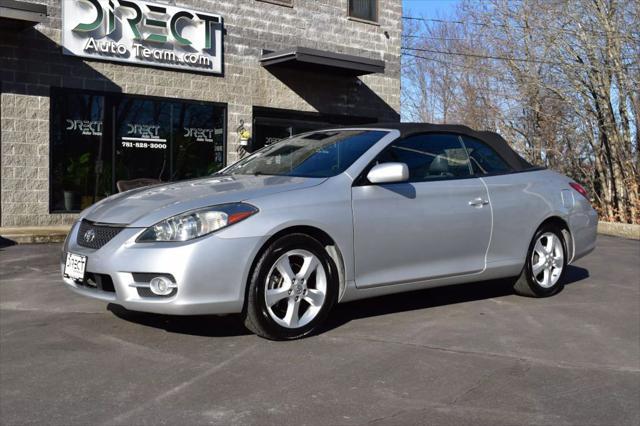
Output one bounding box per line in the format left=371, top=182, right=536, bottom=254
left=84, top=229, right=96, bottom=243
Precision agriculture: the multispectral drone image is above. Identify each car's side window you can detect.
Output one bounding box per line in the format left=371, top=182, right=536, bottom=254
left=461, top=136, right=512, bottom=175
left=375, top=133, right=472, bottom=182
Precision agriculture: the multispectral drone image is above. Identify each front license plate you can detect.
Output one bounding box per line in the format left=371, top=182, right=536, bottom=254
left=64, top=252, right=87, bottom=281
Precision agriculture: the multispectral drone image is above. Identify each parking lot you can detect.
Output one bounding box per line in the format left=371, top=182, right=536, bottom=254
left=0, top=235, right=638, bottom=426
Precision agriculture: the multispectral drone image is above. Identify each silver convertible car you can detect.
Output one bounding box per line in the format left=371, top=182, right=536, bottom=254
left=62, top=123, right=597, bottom=340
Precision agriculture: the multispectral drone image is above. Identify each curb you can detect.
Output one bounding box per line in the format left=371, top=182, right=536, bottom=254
left=597, top=221, right=640, bottom=240
left=0, top=226, right=71, bottom=245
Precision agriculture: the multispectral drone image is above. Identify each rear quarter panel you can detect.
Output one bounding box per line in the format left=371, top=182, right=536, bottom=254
left=481, top=170, right=574, bottom=272
left=568, top=187, right=598, bottom=261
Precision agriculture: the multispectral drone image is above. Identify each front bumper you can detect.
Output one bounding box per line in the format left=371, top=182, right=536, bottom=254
left=61, top=221, right=264, bottom=315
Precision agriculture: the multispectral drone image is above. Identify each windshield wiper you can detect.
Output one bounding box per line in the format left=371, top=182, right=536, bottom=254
left=229, top=171, right=281, bottom=177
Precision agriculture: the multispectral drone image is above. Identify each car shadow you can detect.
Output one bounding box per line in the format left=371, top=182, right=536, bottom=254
left=106, top=265, right=589, bottom=338
left=320, top=265, right=590, bottom=334
left=107, top=304, right=251, bottom=337
left=0, top=237, right=17, bottom=249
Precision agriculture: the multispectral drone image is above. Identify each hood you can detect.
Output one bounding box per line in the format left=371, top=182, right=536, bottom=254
left=82, top=174, right=326, bottom=227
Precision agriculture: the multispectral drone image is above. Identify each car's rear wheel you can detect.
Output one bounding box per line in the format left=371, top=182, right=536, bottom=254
left=514, top=225, right=567, bottom=297
left=243, top=234, right=338, bottom=340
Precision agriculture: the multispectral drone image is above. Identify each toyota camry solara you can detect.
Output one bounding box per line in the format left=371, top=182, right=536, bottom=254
left=62, top=123, right=597, bottom=340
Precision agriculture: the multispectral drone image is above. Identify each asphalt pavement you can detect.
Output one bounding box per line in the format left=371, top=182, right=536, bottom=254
left=0, top=235, right=638, bottom=425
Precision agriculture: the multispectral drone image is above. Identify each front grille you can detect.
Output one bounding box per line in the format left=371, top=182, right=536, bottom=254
left=77, top=220, right=124, bottom=249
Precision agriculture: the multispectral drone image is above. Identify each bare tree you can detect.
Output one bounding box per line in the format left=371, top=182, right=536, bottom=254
left=402, top=0, right=639, bottom=223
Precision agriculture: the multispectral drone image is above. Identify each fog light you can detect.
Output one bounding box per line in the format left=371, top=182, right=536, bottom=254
left=149, top=276, right=174, bottom=296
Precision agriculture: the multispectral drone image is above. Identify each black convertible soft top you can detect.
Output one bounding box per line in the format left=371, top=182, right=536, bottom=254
left=348, top=122, right=534, bottom=172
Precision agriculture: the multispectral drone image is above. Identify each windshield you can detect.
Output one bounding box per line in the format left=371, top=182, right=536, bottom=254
left=222, top=130, right=388, bottom=178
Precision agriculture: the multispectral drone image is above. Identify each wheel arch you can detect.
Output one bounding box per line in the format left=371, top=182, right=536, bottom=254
left=535, top=215, right=574, bottom=262
left=242, top=225, right=347, bottom=312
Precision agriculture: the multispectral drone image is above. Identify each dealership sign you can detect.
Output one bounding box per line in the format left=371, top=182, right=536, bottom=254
left=62, top=0, right=223, bottom=74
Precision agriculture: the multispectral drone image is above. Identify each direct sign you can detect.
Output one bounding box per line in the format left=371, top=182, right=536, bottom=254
left=62, top=0, right=223, bottom=74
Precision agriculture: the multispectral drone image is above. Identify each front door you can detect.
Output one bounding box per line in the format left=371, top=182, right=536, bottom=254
left=351, top=133, right=492, bottom=288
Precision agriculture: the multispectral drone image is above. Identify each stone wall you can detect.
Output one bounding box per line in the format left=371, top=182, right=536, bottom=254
left=0, top=0, right=402, bottom=226
left=1, top=93, right=70, bottom=226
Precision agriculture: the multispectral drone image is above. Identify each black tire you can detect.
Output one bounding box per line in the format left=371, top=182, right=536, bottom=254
left=242, top=233, right=338, bottom=340
left=514, top=224, right=567, bottom=297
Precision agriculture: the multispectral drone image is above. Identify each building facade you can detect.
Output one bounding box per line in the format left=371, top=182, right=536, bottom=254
left=0, top=0, right=401, bottom=227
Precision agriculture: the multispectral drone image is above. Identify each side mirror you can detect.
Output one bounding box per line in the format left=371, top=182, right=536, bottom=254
left=367, top=162, right=409, bottom=184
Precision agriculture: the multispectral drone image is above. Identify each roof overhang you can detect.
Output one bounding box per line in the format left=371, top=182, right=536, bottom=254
left=0, top=0, right=47, bottom=30
left=260, top=47, right=385, bottom=76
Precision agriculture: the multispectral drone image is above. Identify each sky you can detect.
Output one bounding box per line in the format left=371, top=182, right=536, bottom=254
left=403, top=0, right=460, bottom=18
left=400, top=1, right=461, bottom=121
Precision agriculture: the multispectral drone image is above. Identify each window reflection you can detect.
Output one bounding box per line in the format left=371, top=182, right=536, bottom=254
left=462, top=136, right=512, bottom=175
left=224, top=130, right=386, bottom=178
left=377, top=134, right=472, bottom=181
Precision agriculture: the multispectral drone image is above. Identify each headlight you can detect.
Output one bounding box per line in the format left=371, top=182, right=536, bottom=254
left=137, top=203, right=258, bottom=242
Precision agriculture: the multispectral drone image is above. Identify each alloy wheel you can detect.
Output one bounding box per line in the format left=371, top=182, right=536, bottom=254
left=264, top=249, right=327, bottom=328
left=531, top=232, right=564, bottom=288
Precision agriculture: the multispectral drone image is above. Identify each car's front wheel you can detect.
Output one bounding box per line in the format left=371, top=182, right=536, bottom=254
left=514, top=224, right=567, bottom=297
left=243, top=233, right=338, bottom=340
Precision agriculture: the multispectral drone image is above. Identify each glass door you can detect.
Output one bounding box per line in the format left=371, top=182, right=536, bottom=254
left=171, top=101, right=226, bottom=180
left=114, top=97, right=172, bottom=191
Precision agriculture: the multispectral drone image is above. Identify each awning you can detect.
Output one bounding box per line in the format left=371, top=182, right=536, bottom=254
left=260, top=47, right=385, bottom=76
left=0, top=0, right=47, bottom=30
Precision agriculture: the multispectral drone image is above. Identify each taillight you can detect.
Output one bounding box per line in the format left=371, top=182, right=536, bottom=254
left=569, top=182, right=589, bottom=200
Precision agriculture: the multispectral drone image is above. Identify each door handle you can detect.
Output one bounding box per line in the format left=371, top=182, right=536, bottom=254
left=469, top=198, right=489, bottom=207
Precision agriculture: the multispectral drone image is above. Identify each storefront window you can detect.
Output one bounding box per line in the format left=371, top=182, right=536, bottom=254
left=172, top=102, right=225, bottom=180
left=50, top=89, right=226, bottom=212
left=51, top=92, right=109, bottom=212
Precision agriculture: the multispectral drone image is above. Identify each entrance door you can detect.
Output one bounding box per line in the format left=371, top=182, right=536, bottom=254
left=351, top=133, right=492, bottom=288
left=114, top=97, right=172, bottom=187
